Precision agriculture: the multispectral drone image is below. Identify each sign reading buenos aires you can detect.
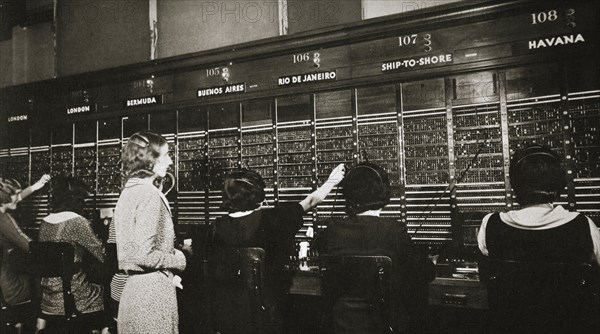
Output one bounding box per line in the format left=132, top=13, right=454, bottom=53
left=382, top=53, right=453, bottom=72
left=197, top=83, right=246, bottom=98
left=278, top=71, right=337, bottom=86
left=124, top=95, right=163, bottom=108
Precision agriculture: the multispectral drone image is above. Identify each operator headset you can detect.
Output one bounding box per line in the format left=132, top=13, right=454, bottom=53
left=509, top=144, right=562, bottom=178
left=508, top=144, right=565, bottom=196
left=329, top=150, right=388, bottom=217
left=127, top=133, right=176, bottom=195
left=227, top=166, right=268, bottom=209
left=338, top=163, right=389, bottom=216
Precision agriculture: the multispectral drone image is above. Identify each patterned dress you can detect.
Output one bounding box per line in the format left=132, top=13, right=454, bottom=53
left=114, top=178, right=186, bottom=334
left=0, top=212, right=32, bottom=305
left=38, top=212, right=105, bottom=315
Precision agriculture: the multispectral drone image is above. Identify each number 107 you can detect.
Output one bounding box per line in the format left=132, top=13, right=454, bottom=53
left=398, top=34, right=418, bottom=46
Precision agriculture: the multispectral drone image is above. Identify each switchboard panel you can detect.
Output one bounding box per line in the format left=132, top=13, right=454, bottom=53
left=570, top=92, right=600, bottom=223
left=29, top=148, right=50, bottom=221
left=241, top=99, right=276, bottom=215
left=402, top=78, right=451, bottom=245
left=207, top=103, right=240, bottom=223
left=96, top=118, right=122, bottom=211
left=357, top=85, right=401, bottom=224
left=51, top=146, right=72, bottom=178
left=3, top=64, right=599, bottom=251
left=177, top=108, right=208, bottom=228
left=315, top=90, right=354, bottom=223
left=276, top=95, right=316, bottom=240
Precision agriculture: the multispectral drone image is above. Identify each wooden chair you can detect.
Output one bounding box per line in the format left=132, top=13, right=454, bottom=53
left=483, top=259, right=600, bottom=333
left=205, top=247, right=267, bottom=334
left=319, top=255, right=394, bottom=334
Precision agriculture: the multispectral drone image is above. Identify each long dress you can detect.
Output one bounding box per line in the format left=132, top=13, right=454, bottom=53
left=38, top=211, right=105, bottom=316
left=114, top=179, right=186, bottom=334
left=0, top=212, right=32, bottom=306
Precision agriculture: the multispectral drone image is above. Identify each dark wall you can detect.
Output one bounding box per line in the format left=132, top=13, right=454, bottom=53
left=286, top=0, right=362, bottom=35
left=12, top=22, right=55, bottom=85
left=56, top=0, right=150, bottom=76
left=157, top=0, right=279, bottom=58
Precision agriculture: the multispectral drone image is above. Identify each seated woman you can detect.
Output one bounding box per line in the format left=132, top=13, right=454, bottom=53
left=478, top=145, right=600, bottom=333
left=201, top=164, right=345, bottom=334
left=0, top=175, right=50, bottom=330
left=36, top=177, right=107, bottom=333
left=314, top=162, right=434, bottom=334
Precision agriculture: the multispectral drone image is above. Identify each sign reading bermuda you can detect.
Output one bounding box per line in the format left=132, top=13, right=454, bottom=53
left=124, top=95, right=163, bottom=108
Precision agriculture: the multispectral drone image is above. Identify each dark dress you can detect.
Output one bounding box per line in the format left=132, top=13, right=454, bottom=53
left=203, top=203, right=305, bottom=334
left=315, top=216, right=434, bottom=334
left=484, top=212, right=598, bottom=333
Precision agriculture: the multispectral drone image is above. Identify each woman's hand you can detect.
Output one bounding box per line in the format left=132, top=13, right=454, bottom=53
left=300, top=163, right=346, bottom=212
left=31, top=174, right=51, bottom=191
left=326, top=163, right=346, bottom=186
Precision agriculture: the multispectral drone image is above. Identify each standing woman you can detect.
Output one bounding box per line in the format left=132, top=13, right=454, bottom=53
left=114, top=132, right=186, bottom=334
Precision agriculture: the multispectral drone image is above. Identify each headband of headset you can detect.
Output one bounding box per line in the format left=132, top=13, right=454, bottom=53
left=511, top=144, right=560, bottom=173
left=343, top=163, right=390, bottom=213
left=227, top=169, right=264, bottom=190
left=345, top=164, right=384, bottom=185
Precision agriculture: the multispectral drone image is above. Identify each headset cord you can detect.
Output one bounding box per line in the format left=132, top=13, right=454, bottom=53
left=412, top=138, right=488, bottom=237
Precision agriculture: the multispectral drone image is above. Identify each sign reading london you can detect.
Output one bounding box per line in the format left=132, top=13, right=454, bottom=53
left=278, top=71, right=337, bottom=86
left=382, top=53, right=453, bottom=72
left=125, top=95, right=163, bottom=108
left=8, top=115, right=27, bottom=122
left=197, top=83, right=246, bottom=98
left=66, top=104, right=94, bottom=115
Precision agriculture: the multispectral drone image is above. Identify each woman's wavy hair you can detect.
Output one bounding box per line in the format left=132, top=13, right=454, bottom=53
left=222, top=169, right=266, bottom=212
left=509, top=144, right=566, bottom=206
left=0, top=179, right=22, bottom=205
left=50, top=176, right=90, bottom=215
left=341, top=162, right=391, bottom=216
left=122, top=132, right=167, bottom=181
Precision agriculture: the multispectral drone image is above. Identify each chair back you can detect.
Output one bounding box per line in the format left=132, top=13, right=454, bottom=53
left=484, top=260, right=600, bottom=333
left=319, top=255, right=394, bottom=333
left=205, top=247, right=266, bottom=333
left=29, top=241, right=79, bottom=319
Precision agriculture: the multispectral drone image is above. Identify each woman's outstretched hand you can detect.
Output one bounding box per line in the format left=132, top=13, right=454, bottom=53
left=326, top=163, right=346, bottom=186
left=31, top=174, right=51, bottom=191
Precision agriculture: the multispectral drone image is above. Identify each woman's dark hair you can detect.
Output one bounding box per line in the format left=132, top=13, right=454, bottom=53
left=509, top=144, right=566, bottom=206
left=0, top=179, right=21, bottom=205
left=122, top=132, right=168, bottom=181
left=341, top=162, right=390, bottom=216
left=50, top=177, right=89, bottom=215
left=222, top=169, right=265, bottom=212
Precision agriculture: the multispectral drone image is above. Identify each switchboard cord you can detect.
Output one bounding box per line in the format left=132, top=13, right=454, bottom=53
left=328, top=150, right=368, bottom=218
left=411, top=138, right=488, bottom=238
